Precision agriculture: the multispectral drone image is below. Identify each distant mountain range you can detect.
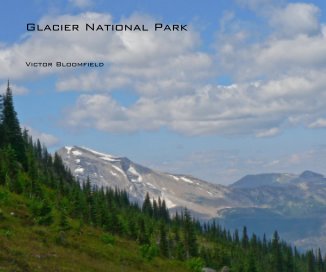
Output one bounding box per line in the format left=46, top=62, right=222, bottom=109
left=58, top=146, right=326, bottom=251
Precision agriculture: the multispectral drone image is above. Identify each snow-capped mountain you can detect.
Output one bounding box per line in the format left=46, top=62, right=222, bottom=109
left=57, top=146, right=326, bottom=251
left=57, top=146, right=252, bottom=219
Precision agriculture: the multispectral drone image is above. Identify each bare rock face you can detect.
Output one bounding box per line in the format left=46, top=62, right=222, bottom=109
left=57, top=146, right=246, bottom=219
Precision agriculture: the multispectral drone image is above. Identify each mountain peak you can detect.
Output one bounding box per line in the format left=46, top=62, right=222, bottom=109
left=230, top=173, right=296, bottom=189
left=299, top=170, right=324, bottom=179
left=57, top=145, right=233, bottom=219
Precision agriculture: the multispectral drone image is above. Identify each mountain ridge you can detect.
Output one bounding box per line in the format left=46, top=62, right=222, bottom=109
left=57, top=145, right=326, bottom=251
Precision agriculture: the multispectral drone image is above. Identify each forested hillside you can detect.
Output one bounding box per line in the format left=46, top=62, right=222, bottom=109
left=0, top=82, right=325, bottom=271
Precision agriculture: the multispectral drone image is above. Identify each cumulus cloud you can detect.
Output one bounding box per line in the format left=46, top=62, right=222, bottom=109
left=269, top=3, right=321, bottom=37
left=65, top=75, right=326, bottom=135
left=23, top=126, right=59, bottom=147
left=0, top=12, right=212, bottom=98
left=2, top=3, right=326, bottom=137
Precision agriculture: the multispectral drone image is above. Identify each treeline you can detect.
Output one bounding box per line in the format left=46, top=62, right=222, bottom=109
left=0, top=82, right=326, bottom=271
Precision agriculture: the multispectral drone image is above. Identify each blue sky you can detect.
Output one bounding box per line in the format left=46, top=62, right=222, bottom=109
left=1, top=0, right=326, bottom=184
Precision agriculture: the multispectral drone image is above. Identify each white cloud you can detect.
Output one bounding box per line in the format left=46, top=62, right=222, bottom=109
left=216, top=3, right=326, bottom=81
left=0, top=12, right=211, bottom=98
left=65, top=76, right=326, bottom=135
left=256, top=127, right=280, bottom=138
left=269, top=3, right=321, bottom=38
left=24, top=126, right=59, bottom=147
left=309, top=118, right=326, bottom=128
left=2, top=5, right=326, bottom=137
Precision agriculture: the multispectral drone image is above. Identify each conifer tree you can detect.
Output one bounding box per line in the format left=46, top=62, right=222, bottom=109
left=317, top=248, right=323, bottom=272
left=241, top=226, right=249, bottom=249
left=245, top=253, right=257, bottom=272
left=0, top=93, right=4, bottom=148
left=142, top=192, right=153, bottom=217
left=2, top=81, right=27, bottom=169
left=137, top=217, right=150, bottom=245
left=159, top=222, right=169, bottom=257
left=271, top=231, right=283, bottom=272
left=307, top=250, right=316, bottom=272
left=183, top=208, right=197, bottom=258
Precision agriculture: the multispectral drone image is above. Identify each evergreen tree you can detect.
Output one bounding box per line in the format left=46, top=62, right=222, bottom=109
left=0, top=93, right=4, bottom=148
left=245, top=253, right=257, bottom=272
left=137, top=217, right=149, bottom=245
left=317, top=248, right=323, bottom=272
left=241, top=226, right=249, bottom=249
left=142, top=193, right=153, bottom=217
left=159, top=222, right=169, bottom=257
left=2, top=81, right=27, bottom=169
left=271, top=231, right=283, bottom=272
left=307, top=250, right=316, bottom=272
left=183, top=208, right=197, bottom=258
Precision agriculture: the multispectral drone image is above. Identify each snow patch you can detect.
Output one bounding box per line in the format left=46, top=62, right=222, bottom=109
left=82, top=147, right=118, bottom=159
left=75, top=159, right=80, bottom=163
left=110, top=171, right=118, bottom=176
left=72, top=150, right=82, bottom=156
left=146, top=182, right=156, bottom=189
left=112, top=165, right=125, bottom=176
left=181, top=176, right=194, bottom=184
left=74, top=167, right=84, bottom=174
left=101, top=156, right=120, bottom=162
left=65, top=146, right=72, bottom=154
left=169, top=175, right=180, bottom=181
left=128, top=166, right=143, bottom=182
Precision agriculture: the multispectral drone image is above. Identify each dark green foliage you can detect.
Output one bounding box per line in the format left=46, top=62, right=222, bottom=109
left=100, top=233, right=115, bottom=245
left=186, top=257, right=204, bottom=272
left=307, top=250, right=316, bottom=272
left=30, top=198, right=53, bottom=225
left=159, top=222, right=169, bottom=257
left=2, top=82, right=27, bottom=169
left=142, top=192, right=153, bottom=217
left=0, top=84, right=325, bottom=272
left=183, top=208, right=198, bottom=258
left=140, top=244, right=159, bottom=261
left=242, top=226, right=249, bottom=249
left=271, top=231, right=283, bottom=272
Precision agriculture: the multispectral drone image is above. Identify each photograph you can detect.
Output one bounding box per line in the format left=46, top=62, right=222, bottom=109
left=0, top=0, right=326, bottom=271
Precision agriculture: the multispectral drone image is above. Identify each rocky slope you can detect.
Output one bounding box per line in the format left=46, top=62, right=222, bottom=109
left=57, top=146, right=253, bottom=219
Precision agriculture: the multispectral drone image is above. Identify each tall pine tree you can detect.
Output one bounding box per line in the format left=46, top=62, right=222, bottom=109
left=2, top=80, right=27, bottom=169
left=0, top=93, right=4, bottom=147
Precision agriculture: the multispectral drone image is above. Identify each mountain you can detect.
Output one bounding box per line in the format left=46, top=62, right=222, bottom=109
left=226, top=171, right=326, bottom=251
left=230, top=173, right=297, bottom=188
left=57, top=146, right=252, bottom=219
left=231, top=171, right=326, bottom=189
left=58, top=146, right=326, bottom=251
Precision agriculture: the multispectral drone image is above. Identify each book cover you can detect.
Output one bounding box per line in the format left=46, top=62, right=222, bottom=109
left=0, top=0, right=325, bottom=271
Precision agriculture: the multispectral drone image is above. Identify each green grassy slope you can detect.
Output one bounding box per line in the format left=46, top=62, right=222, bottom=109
left=0, top=188, right=189, bottom=272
